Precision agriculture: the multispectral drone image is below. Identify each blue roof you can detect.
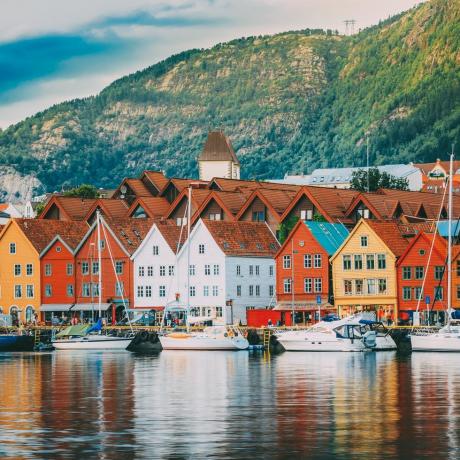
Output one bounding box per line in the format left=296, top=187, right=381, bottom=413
left=437, top=220, right=460, bottom=238
left=304, top=221, right=349, bottom=255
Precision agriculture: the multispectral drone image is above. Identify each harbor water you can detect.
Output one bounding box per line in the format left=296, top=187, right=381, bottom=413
left=1, top=351, right=460, bottom=459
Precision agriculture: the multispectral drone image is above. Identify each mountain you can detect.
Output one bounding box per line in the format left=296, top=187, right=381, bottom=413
left=0, top=0, right=459, bottom=202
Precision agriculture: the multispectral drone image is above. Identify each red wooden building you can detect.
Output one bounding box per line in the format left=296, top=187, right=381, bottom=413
left=274, top=220, right=349, bottom=324
left=74, top=218, right=152, bottom=323
left=396, top=232, right=447, bottom=323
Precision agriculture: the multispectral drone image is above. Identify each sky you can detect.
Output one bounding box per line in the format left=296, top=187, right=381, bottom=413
left=0, top=0, right=424, bottom=128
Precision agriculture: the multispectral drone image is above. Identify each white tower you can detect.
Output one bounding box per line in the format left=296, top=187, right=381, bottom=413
left=198, top=131, right=240, bottom=181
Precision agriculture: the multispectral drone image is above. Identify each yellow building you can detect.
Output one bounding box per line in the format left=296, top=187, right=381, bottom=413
left=330, top=219, right=410, bottom=322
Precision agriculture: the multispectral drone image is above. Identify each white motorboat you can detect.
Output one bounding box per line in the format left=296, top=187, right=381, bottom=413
left=53, top=334, right=133, bottom=350
left=159, top=325, right=249, bottom=350
left=275, top=316, right=378, bottom=352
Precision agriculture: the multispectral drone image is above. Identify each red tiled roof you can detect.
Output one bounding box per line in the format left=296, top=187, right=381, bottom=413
left=414, top=161, right=460, bottom=175
left=128, top=197, right=171, bottom=218
left=102, top=218, right=154, bottom=255
left=85, top=199, right=129, bottom=221
left=124, top=179, right=152, bottom=197
left=202, top=220, right=279, bottom=257
left=40, top=196, right=97, bottom=220
left=142, top=171, right=170, bottom=192
left=154, top=218, right=188, bottom=253
left=169, top=178, right=209, bottom=193
left=365, top=220, right=411, bottom=257
left=14, top=219, right=89, bottom=254
left=210, top=177, right=300, bottom=194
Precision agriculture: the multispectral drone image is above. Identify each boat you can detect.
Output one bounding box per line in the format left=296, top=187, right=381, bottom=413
left=275, top=315, right=378, bottom=352
left=52, top=211, right=134, bottom=351
left=410, top=151, right=460, bottom=352
left=0, top=333, right=34, bottom=351
left=158, top=186, right=249, bottom=351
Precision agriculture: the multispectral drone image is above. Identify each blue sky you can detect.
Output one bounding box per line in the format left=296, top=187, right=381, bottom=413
left=0, top=0, right=424, bottom=128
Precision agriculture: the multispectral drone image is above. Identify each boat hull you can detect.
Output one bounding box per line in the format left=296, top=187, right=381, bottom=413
left=52, top=337, right=132, bottom=350
left=277, top=337, right=369, bottom=352
left=411, top=333, right=460, bottom=352
left=0, top=335, right=35, bottom=352
left=159, top=336, right=248, bottom=350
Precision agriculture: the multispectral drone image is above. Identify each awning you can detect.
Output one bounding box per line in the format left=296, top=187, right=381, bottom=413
left=71, top=303, right=111, bottom=311
left=40, top=304, right=73, bottom=312
left=273, top=301, right=335, bottom=311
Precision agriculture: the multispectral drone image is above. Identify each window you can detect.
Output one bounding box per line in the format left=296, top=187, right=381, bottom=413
left=82, top=283, right=90, bottom=297
left=14, top=264, right=21, bottom=276
left=249, top=285, right=254, bottom=296
left=213, top=265, right=220, bottom=275
left=304, top=254, right=312, bottom=268
left=204, top=265, right=211, bottom=275
left=283, top=278, right=292, bottom=294
left=159, top=265, right=166, bottom=276
left=66, top=263, right=73, bottom=276
left=26, top=264, right=33, bottom=276
left=203, top=286, right=209, bottom=297
left=138, top=266, right=145, bottom=277
left=189, top=265, right=196, bottom=276
left=56, top=246, right=62, bottom=253
left=269, top=265, right=274, bottom=276
left=216, top=307, right=223, bottom=318
left=414, top=286, right=423, bottom=301
left=199, top=244, right=205, bottom=254
left=269, top=285, right=274, bottom=296
left=146, top=286, right=152, bottom=297
left=283, top=255, right=291, bottom=269
left=213, top=286, right=219, bottom=297
left=314, top=254, right=322, bottom=268
left=255, top=265, right=260, bottom=276
left=45, top=284, right=52, bottom=297
left=9, top=243, right=16, bottom=254
left=169, top=265, right=175, bottom=276
left=115, top=282, right=124, bottom=296
left=252, top=211, right=265, bottom=222
left=419, top=249, right=426, bottom=256
left=403, top=286, right=411, bottom=300
left=99, top=240, right=105, bottom=250
left=236, top=265, right=241, bottom=276
left=26, top=285, right=34, bottom=298
left=354, top=255, right=363, bottom=270
left=92, top=283, right=100, bottom=297
left=147, top=266, right=153, bottom=277
left=344, top=280, right=352, bottom=295
left=314, top=278, right=322, bottom=293
left=378, top=278, right=387, bottom=294
left=67, top=284, right=74, bottom=296
left=237, top=285, right=242, bottom=297
left=366, top=255, right=375, bottom=270
left=415, top=266, right=424, bottom=280
left=367, top=279, right=376, bottom=295
left=159, top=286, right=166, bottom=297
left=81, top=262, right=89, bottom=275
left=343, top=255, right=351, bottom=270
left=355, top=279, right=363, bottom=295
left=115, top=261, right=123, bottom=275
left=434, top=266, right=444, bottom=280
left=402, top=267, right=411, bottom=280
left=190, top=286, right=196, bottom=297
left=137, top=286, right=144, bottom=298
left=361, top=236, right=368, bottom=247
left=92, top=262, right=99, bottom=275
left=377, top=254, right=386, bottom=269
left=304, top=278, right=312, bottom=293
left=153, top=245, right=159, bottom=255
left=254, top=285, right=260, bottom=297
left=435, top=286, right=443, bottom=300
left=45, top=264, right=52, bottom=276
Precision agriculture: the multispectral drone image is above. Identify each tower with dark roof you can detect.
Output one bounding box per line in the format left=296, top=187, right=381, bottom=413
left=198, top=131, right=240, bottom=181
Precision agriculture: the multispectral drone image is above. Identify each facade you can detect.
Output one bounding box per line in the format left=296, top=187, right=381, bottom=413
left=396, top=232, right=447, bottom=323
left=198, top=131, right=240, bottom=181
left=176, top=219, right=278, bottom=325
left=331, top=219, right=410, bottom=322
left=275, top=221, right=349, bottom=324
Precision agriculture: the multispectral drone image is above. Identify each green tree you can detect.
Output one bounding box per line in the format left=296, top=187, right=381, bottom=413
left=350, top=168, right=409, bottom=192
left=63, top=184, right=99, bottom=199
left=278, top=215, right=299, bottom=244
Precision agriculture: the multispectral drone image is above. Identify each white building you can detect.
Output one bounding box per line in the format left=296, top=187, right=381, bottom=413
left=198, top=131, right=240, bottom=181
left=131, top=219, right=185, bottom=311
left=271, top=164, right=423, bottom=191
left=176, top=219, right=279, bottom=325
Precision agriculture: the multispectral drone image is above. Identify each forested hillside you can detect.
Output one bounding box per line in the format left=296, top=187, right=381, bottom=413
left=0, top=0, right=458, bottom=201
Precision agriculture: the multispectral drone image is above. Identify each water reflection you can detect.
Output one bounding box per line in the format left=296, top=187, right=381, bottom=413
left=1, top=351, right=460, bottom=459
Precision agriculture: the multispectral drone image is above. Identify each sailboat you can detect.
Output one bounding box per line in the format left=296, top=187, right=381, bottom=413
left=411, top=152, right=460, bottom=352
left=159, top=186, right=249, bottom=351
left=52, top=211, right=134, bottom=350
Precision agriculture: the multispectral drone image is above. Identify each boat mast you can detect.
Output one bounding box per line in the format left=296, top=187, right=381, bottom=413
left=97, top=210, right=102, bottom=319
left=186, top=185, right=192, bottom=330
left=447, top=151, right=454, bottom=326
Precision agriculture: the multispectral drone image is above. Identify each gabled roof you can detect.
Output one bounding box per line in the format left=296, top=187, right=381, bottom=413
left=85, top=199, right=129, bottom=221
left=201, top=219, right=279, bottom=257
left=191, top=190, right=250, bottom=223
left=396, top=232, right=446, bottom=266
left=161, top=178, right=208, bottom=196
left=209, top=177, right=300, bottom=194
left=414, top=160, right=460, bottom=175
left=154, top=219, right=188, bottom=253
left=198, top=131, right=240, bottom=164
left=127, top=197, right=171, bottom=218
left=141, top=170, right=169, bottom=193
left=365, top=220, right=411, bottom=257
left=165, top=188, right=212, bottom=219
left=39, top=196, right=97, bottom=221
left=13, top=219, right=88, bottom=254
left=305, top=221, right=350, bottom=255
left=114, top=178, right=152, bottom=199
left=102, top=218, right=154, bottom=255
